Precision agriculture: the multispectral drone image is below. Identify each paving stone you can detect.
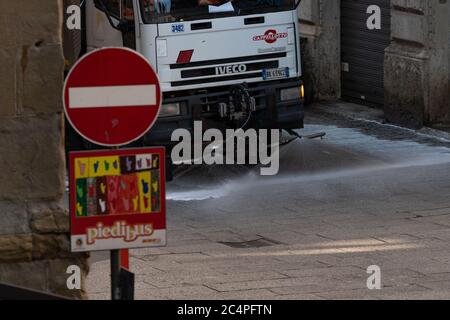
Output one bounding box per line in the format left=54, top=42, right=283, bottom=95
left=207, top=276, right=341, bottom=293
left=135, top=285, right=219, bottom=300
left=209, top=289, right=278, bottom=300
left=279, top=266, right=366, bottom=279
left=314, top=288, right=382, bottom=300
left=268, top=278, right=365, bottom=295
left=272, top=293, right=323, bottom=300
left=413, top=280, right=450, bottom=291
left=377, top=290, right=450, bottom=300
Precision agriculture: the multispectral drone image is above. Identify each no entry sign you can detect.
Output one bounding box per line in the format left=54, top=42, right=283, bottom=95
left=69, top=147, right=166, bottom=252
left=63, top=48, right=162, bottom=146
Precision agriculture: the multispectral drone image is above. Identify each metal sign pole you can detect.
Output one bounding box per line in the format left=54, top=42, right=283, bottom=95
left=110, top=143, right=122, bottom=301
left=110, top=249, right=121, bottom=300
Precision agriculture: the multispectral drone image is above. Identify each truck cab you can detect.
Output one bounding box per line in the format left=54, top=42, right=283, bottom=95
left=72, top=0, right=304, bottom=147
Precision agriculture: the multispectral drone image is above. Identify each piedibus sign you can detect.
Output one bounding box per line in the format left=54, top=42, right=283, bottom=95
left=69, top=147, right=166, bottom=252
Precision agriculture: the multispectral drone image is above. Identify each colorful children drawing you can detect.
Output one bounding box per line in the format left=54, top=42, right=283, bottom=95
left=74, top=153, right=161, bottom=217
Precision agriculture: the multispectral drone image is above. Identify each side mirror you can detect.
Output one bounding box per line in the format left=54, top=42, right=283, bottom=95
left=97, top=0, right=128, bottom=33
left=117, top=19, right=130, bottom=33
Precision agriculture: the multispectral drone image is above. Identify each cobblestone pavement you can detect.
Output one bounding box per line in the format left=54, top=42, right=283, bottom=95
left=87, top=104, right=450, bottom=300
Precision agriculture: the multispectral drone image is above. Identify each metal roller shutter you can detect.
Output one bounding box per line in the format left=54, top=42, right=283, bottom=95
left=341, top=0, right=391, bottom=107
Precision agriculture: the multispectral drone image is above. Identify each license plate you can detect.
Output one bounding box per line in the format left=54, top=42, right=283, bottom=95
left=262, top=67, right=290, bottom=80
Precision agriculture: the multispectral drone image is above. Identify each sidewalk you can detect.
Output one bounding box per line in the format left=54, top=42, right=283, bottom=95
left=311, top=101, right=450, bottom=142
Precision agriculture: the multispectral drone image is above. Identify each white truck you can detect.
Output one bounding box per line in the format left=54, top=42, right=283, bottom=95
left=66, top=0, right=305, bottom=153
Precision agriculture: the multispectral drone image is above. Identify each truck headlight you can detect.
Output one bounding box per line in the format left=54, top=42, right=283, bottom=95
left=159, top=102, right=181, bottom=117
left=280, top=87, right=301, bottom=101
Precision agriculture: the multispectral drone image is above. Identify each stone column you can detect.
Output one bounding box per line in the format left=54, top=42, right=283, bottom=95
left=0, top=0, right=88, bottom=298
left=384, top=0, right=450, bottom=129
left=298, top=0, right=341, bottom=101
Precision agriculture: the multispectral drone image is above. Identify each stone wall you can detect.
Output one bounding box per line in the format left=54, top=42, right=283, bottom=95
left=0, top=0, right=88, bottom=298
left=298, top=0, right=341, bottom=101
left=384, top=0, right=450, bottom=129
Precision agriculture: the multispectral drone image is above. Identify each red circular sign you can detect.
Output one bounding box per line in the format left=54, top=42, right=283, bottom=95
left=63, top=48, right=162, bottom=147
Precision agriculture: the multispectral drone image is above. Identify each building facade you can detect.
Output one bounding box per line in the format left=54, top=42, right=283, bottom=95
left=298, top=0, right=450, bottom=129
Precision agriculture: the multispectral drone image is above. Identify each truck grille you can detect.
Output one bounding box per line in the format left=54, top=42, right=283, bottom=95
left=169, top=52, right=287, bottom=69
left=172, top=72, right=261, bottom=87
left=199, top=86, right=267, bottom=112
left=170, top=52, right=287, bottom=87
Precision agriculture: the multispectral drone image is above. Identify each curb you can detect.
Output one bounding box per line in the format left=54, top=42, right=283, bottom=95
left=311, top=101, right=450, bottom=142
left=417, top=127, right=450, bottom=142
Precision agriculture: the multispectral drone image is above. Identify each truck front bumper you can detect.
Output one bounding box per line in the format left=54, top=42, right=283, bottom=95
left=144, top=78, right=304, bottom=147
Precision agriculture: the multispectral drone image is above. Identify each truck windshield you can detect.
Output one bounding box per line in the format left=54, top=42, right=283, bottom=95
left=139, top=0, right=296, bottom=23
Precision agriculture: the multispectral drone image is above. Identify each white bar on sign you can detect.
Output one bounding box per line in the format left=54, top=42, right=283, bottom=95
left=69, top=85, right=157, bottom=108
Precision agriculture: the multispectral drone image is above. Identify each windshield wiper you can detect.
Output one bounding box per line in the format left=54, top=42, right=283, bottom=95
left=175, top=9, right=238, bottom=22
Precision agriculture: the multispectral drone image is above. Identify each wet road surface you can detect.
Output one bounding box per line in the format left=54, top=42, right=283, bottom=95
left=88, top=105, right=450, bottom=300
